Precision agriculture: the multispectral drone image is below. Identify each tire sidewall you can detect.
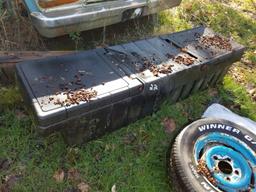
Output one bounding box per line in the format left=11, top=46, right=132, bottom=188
left=173, top=118, right=256, bottom=192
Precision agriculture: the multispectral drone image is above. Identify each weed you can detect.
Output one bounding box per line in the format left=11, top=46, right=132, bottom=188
left=69, top=31, right=83, bottom=50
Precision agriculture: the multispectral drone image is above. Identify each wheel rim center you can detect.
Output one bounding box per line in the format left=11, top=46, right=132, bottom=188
left=218, top=160, right=233, bottom=175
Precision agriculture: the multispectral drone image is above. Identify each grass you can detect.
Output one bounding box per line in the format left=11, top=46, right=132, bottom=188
left=0, top=0, right=256, bottom=191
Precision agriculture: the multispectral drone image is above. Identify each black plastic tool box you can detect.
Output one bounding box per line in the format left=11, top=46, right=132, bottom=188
left=16, top=26, right=245, bottom=145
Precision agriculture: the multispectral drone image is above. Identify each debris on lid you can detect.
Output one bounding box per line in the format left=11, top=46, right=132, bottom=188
left=199, top=35, right=232, bottom=51
left=174, top=55, right=195, bottom=66
left=52, top=88, right=97, bottom=107
left=158, top=64, right=173, bottom=74
left=180, top=47, right=188, bottom=53
left=140, top=57, right=173, bottom=77
left=148, top=64, right=173, bottom=77
left=108, top=50, right=173, bottom=77
left=41, top=71, right=98, bottom=107
left=166, top=53, right=175, bottom=59
left=166, top=51, right=196, bottom=66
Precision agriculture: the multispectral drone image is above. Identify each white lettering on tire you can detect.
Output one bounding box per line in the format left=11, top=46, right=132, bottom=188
left=198, top=124, right=240, bottom=134
left=245, top=135, right=256, bottom=144
left=201, top=181, right=216, bottom=192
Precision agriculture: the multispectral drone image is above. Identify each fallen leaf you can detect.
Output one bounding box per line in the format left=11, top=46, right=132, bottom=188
left=96, top=43, right=108, bottom=48
left=133, top=143, right=147, bottom=155
left=229, top=67, right=245, bottom=84
left=66, top=148, right=80, bottom=164
left=15, top=109, right=27, bottom=120
left=123, top=132, right=136, bottom=145
left=0, top=185, right=9, bottom=192
left=53, top=169, right=65, bottom=183
left=0, top=158, right=11, bottom=171
left=230, top=103, right=241, bottom=111
left=4, top=174, right=22, bottom=186
left=252, top=95, right=256, bottom=101
left=0, top=174, right=22, bottom=192
left=248, top=88, right=256, bottom=96
left=208, top=88, right=218, bottom=97
left=111, top=184, right=117, bottom=192
left=245, top=83, right=255, bottom=91
left=64, top=187, right=79, bottom=192
left=94, top=153, right=101, bottom=161
left=162, top=117, right=176, bottom=134
left=182, top=111, right=194, bottom=122
left=67, top=168, right=81, bottom=183
left=180, top=47, right=188, bottom=52
left=77, top=182, right=90, bottom=192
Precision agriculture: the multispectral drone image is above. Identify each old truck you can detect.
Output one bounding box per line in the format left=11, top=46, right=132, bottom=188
left=21, top=0, right=182, bottom=37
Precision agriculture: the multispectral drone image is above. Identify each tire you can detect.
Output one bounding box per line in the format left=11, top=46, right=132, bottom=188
left=167, top=118, right=256, bottom=192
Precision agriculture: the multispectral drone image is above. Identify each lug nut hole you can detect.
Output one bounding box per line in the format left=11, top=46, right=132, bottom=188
left=234, top=170, right=239, bottom=175
left=213, top=155, right=218, bottom=160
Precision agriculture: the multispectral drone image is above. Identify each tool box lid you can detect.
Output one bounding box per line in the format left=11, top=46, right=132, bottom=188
left=17, top=50, right=137, bottom=126
left=161, top=26, right=243, bottom=60
left=101, top=37, right=201, bottom=84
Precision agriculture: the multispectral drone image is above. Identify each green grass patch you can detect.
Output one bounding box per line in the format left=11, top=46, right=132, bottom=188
left=0, top=91, right=212, bottom=191
left=1, top=83, right=255, bottom=191
left=219, top=76, right=256, bottom=120
left=0, top=87, right=22, bottom=108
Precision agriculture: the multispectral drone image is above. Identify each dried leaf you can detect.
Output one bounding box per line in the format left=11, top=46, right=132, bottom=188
left=15, top=109, right=27, bottom=120
left=162, top=117, right=176, bottom=134
left=230, top=103, right=241, bottom=110
left=230, top=67, right=245, bottom=84
left=180, top=47, right=188, bottom=52
left=111, top=184, right=117, bottom=192
left=94, top=153, right=101, bottom=161
left=245, top=83, right=256, bottom=101
left=67, top=168, right=81, bottom=183
left=208, top=88, right=218, bottom=97
left=0, top=185, right=9, bottom=192
left=248, top=88, right=256, bottom=96
left=0, top=174, right=22, bottom=191
left=53, top=169, right=65, bottom=183
left=4, top=174, right=22, bottom=187
left=66, top=148, right=80, bottom=164
left=77, top=182, right=90, bottom=192
left=63, top=187, right=79, bottom=192
left=245, top=83, right=255, bottom=92
left=197, top=159, right=217, bottom=186
left=252, top=95, right=256, bottom=101
left=0, top=158, right=11, bottom=171
left=123, top=132, right=136, bottom=145
left=133, top=144, right=146, bottom=155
